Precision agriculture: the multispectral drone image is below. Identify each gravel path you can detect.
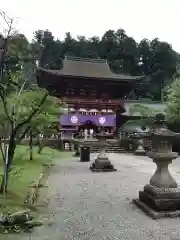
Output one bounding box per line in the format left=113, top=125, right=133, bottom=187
left=5, top=153, right=180, bottom=240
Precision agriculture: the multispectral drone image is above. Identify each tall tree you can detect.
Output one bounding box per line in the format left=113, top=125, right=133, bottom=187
left=100, top=30, right=117, bottom=60
left=138, top=39, right=152, bottom=75
left=0, top=13, right=60, bottom=194
left=166, top=77, right=180, bottom=123
left=150, top=39, right=177, bottom=101
left=34, top=29, right=62, bottom=69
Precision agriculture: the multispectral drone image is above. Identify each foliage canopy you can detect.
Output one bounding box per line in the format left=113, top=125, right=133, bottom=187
left=166, top=78, right=180, bottom=123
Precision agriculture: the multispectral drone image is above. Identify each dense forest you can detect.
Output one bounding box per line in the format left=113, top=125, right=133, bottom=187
left=2, top=28, right=180, bottom=101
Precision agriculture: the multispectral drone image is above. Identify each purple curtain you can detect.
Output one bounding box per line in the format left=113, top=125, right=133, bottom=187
left=60, top=114, right=116, bottom=127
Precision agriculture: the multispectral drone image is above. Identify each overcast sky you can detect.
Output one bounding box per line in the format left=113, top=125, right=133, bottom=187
left=1, top=0, right=180, bottom=52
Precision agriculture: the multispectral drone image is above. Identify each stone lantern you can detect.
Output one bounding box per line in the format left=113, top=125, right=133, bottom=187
left=90, top=132, right=117, bottom=172
left=133, top=114, right=180, bottom=219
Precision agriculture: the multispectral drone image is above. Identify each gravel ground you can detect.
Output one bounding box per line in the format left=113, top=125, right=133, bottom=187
left=4, top=153, right=180, bottom=240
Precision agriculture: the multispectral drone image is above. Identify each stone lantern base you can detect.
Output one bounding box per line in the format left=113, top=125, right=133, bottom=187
left=133, top=184, right=180, bottom=219
left=90, top=155, right=117, bottom=172
left=89, top=136, right=117, bottom=172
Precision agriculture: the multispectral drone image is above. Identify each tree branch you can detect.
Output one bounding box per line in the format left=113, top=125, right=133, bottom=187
left=13, top=92, right=48, bottom=137
left=18, top=125, right=31, bottom=143
left=0, top=12, right=14, bottom=124
left=0, top=84, right=13, bottom=124
left=11, top=77, right=27, bottom=127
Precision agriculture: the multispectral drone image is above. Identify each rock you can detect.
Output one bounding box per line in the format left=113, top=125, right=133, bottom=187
left=29, top=183, right=45, bottom=188
left=12, top=225, right=21, bottom=233
left=42, top=163, right=55, bottom=167
left=7, top=210, right=32, bottom=225
left=24, top=220, right=43, bottom=228
left=0, top=225, right=6, bottom=233
left=3, top=229, right=8, bottom=234
left=37, top=184, right=45, bottom=188
left=42, top=163, right=49, bottom=166
left=0, top=209, right=43, bottom=233
left=0, top=213, right=8, bottom=225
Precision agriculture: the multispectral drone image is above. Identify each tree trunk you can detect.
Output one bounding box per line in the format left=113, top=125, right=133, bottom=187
left=160, top=83, right=164, bottom=103
left=38, top=145, right=43, bottom=154
left=37, top=135, right=43, bottom=154
left=0, top=142, right=16, bottom=195
left=29, top=130, right=33, bottom=160
left=0, top=145, right=8, bottom=195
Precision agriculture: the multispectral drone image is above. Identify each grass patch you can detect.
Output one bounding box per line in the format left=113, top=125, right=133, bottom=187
left=0, top=145, right=72, bottom=213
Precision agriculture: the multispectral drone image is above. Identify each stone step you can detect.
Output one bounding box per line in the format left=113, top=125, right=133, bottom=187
left=91, top=150, right=126, bottom=153
left=90, top=146, right=123, bottom=148
left=90, top=146, right=126, bottom=153
left=90, top=147, right=126, bottom=149
left=90, top=145, right=123, bottom=148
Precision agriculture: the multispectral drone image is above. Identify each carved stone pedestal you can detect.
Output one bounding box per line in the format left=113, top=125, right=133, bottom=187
left=90, top=153, right=117, bottom=172
left=134, top=145, right=146, bottom=156
left=90, top=138, right=117, bottom=172
left=133, top=184, right=180, bottom=219
left=133, top=152, right=180, bottom=219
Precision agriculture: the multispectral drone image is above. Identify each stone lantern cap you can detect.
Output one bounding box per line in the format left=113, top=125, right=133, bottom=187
left=133, top=113, right=180, bottom=139
left=150, top=127, right=178, bottom=138
left=150, top=113, right=179, bottom=138
left=133, top=127, right=179, bottom=140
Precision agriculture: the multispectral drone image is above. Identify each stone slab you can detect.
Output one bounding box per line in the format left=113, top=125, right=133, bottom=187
left=134, top=151, right=146, bottom=156
left=95, top=156, right=110, bottom=161
left=139, top=191, right=180, bottom=211
left=90, top=165, right=117, bottom=172
left=133, top=199, right=180, bottom=219
left=144, top=184, right=180, bottom=199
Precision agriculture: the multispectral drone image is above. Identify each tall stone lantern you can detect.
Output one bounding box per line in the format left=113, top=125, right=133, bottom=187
left=133, top=114, right=180, bottom=219
left=90, top=132, right=117, bottom=172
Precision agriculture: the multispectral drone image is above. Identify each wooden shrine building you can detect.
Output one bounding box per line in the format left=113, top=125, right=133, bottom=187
left=37, top=56, right=145, bottom=147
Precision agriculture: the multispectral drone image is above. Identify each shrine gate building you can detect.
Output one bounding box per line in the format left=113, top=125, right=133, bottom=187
left=37, top=56, right=145, bottom=147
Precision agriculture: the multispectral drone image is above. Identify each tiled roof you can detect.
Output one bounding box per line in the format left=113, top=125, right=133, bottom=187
left=38, top=56, right=145, bottom=81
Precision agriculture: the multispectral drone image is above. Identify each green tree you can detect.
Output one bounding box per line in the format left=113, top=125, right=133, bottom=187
left=0, top=13, right=52, bottom=194
left=34, top=30, right=63, bottom=69
left=150, top=39, right=177, bottom=101
left=29, top=95, right=64, bottom=158
left=0, top=79, right=48, bottom=194
left=129, top=104, right=154, bottom=118
left=166, top=77, right=180, bottom=123
left=138, top=39, right=152, bottom=75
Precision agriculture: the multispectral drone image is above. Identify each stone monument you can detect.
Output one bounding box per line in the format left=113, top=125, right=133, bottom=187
left=90, top=132, right=117, bottom=172
left=133, top=132, right=150, bottom=155
left=133, top=114, right=180, bottom=219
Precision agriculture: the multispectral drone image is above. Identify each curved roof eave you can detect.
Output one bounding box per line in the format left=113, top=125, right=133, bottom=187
left=37, top=67, right=146, bottom=82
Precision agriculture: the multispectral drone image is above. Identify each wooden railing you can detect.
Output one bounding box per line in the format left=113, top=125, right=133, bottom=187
left=62, top=97, right=123, bottom=109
